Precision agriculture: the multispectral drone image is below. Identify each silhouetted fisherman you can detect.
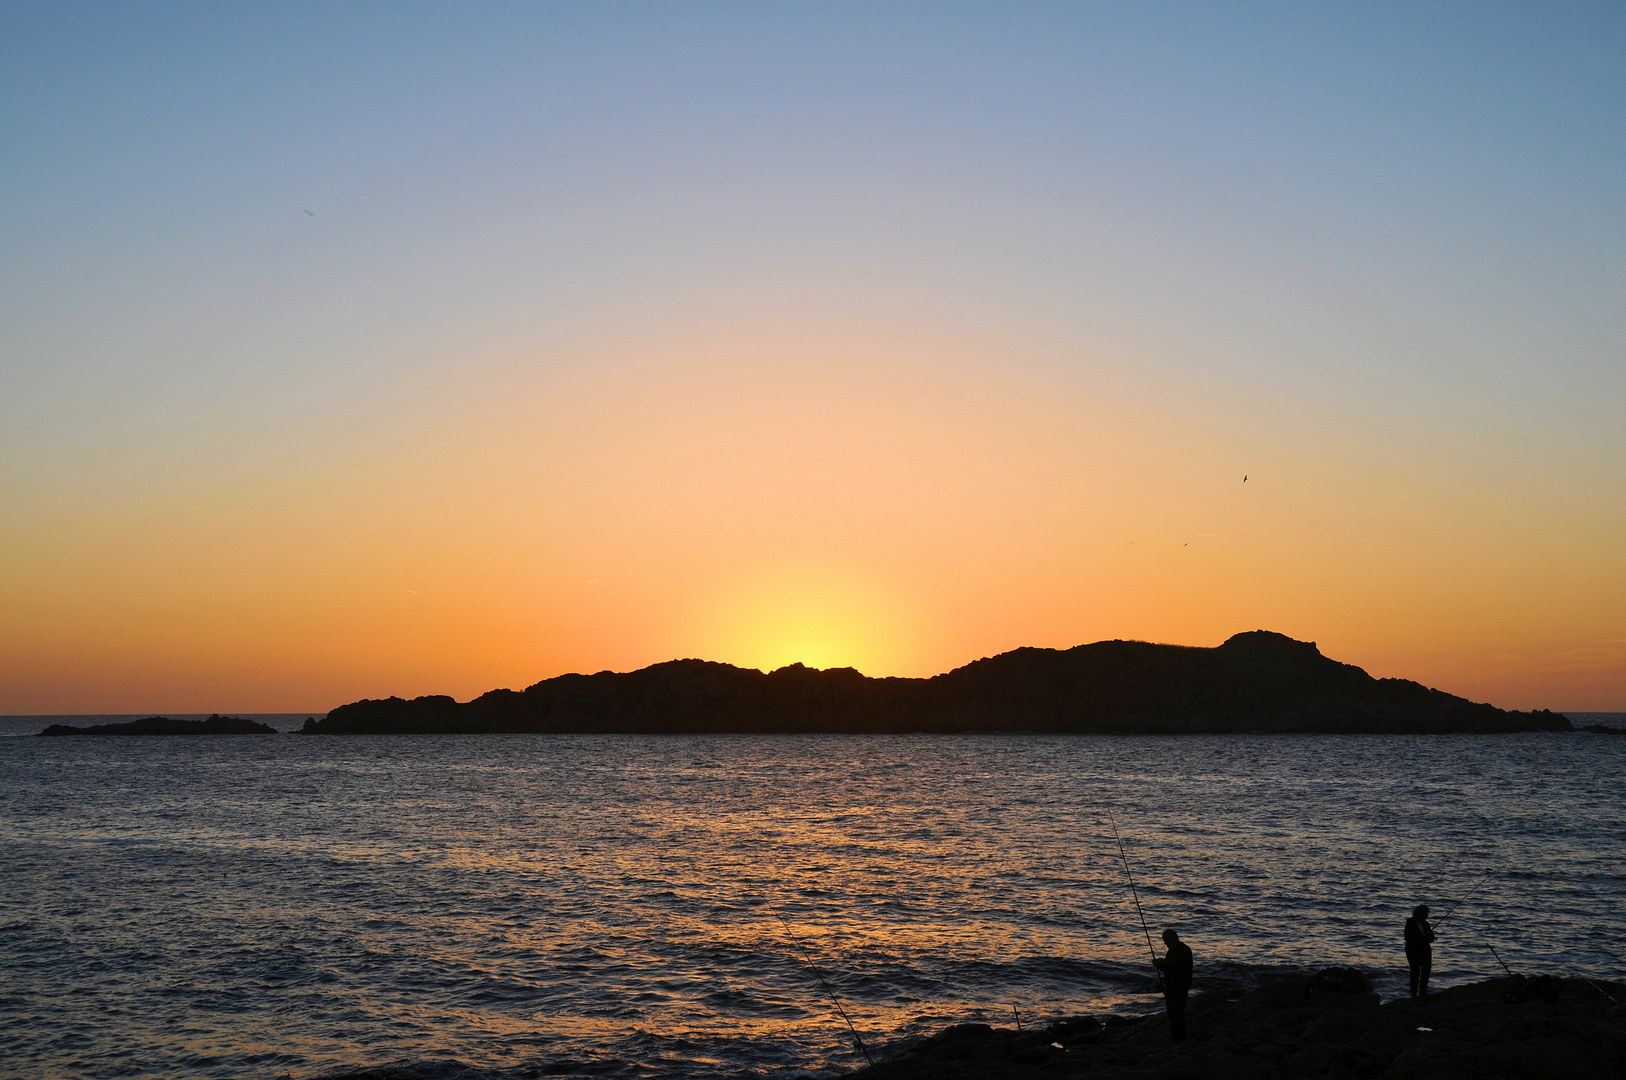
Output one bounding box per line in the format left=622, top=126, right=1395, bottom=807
left=1405, top=904, right=1436, bottom=1000
left=1153, top=928, right=1193, bottom=1042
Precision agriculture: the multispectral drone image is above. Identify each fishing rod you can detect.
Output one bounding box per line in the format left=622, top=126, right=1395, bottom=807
left=1434, top=870, right=1493, bottom=930
left=777, top=915, right=874, bottom=1067
left=1490, top=944, right=1618, bottom=1004
left=1107, top=809, right=1163, bottom=991
left=1582, top=978, right=1619, bottom=1004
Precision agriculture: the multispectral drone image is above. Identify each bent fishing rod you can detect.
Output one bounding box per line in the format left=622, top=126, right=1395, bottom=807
left=1107, top=808, right=1163, bottom=991
left=778, top=915, right=874, bottom=1067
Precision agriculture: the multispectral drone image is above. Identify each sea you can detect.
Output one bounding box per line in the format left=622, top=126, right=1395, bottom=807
left=2, top=714, right=1623, bottom=1079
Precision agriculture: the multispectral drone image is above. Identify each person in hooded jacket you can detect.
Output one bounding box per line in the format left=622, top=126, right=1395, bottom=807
left=1405, top=904, right=1436, bottom=999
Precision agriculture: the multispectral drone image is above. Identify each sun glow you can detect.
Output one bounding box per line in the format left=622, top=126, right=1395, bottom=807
left=694, top=563, right=917, bottom=675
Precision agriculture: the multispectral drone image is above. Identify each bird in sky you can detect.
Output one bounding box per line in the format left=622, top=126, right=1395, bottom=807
left=1243, top=475, right=1248, bottom=482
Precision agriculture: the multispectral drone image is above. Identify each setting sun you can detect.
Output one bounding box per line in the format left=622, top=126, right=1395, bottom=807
left=693, top=562, right=916, bottom=675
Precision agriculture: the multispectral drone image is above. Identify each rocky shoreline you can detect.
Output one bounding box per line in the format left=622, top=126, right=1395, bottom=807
left=837, top=969, right=1625, bottom=1079
left=302, top=970, right=1625, bottom=1080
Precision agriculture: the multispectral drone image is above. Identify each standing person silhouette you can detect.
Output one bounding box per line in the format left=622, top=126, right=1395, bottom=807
left=1153, top=928, right=1193, bottom=1042
left=1405, top=905, right=1436, bottom=1000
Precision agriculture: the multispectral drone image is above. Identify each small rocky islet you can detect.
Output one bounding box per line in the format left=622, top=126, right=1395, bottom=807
left=836, top=969, right=1626, bottom=1080
left=37, top=714, right=278, bottom=736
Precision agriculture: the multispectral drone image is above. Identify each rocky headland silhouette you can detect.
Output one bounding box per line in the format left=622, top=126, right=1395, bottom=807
left=302, top=631, right=1571, bottom=735
left=38, top=714, right=278, bottom=736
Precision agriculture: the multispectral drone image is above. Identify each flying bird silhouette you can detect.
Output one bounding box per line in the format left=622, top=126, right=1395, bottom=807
left=1243, top=475, right=1248, bottom=482
left=304, top=210, right=315, bottom=217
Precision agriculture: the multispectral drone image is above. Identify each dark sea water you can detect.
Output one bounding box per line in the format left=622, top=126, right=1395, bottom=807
left=1, top=718, right=1622, bottom=1079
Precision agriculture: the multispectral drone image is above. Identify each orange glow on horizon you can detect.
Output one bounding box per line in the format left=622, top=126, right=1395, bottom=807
left=3, top=332, right=1622, bottom=714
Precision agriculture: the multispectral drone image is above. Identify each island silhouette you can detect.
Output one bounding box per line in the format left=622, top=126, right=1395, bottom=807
left=39, top=714, right=278, bottom=736
left=302, top=631, right=1570, bottom=735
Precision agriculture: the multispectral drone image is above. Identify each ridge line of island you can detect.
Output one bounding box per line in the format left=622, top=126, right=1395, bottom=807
left=40, top=631, right=1626, bottom=736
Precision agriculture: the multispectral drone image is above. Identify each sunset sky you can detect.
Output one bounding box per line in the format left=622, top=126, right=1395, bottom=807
left=3, top=3, right=1623, bottom=713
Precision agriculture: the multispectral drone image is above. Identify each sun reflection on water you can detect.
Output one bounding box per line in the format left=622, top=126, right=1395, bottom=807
left=0, top=733, right=1620, bottom=1078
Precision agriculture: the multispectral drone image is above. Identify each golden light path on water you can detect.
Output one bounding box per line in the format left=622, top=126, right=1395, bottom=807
left=0, top=729, right=1621, bottom=1078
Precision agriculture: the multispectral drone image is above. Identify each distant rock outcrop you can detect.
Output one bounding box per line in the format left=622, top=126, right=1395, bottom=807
left=844, top=970, right=1625, bottom=1079
left=302, top=631, right=1573, bottom=735
left=38, top=714, right=278, bottom=736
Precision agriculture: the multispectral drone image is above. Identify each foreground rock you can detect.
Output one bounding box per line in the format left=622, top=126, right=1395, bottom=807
left=304, top=631, right=1572, bottom=735
left=38, top=714, right=278, bottom=736
left=846, top=970, right=1625, bottom=1079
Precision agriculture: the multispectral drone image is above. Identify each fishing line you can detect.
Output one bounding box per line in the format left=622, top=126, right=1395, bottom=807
left=1432, top=808, right=1505, bottom=933
left=777, top=915, right=874, bottom=1067
left=1107, top=808, right=1163, bottom=991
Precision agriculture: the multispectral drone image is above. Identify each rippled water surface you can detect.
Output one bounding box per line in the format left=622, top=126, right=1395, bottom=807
left=2, top=722, right=1622, bottom=1079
